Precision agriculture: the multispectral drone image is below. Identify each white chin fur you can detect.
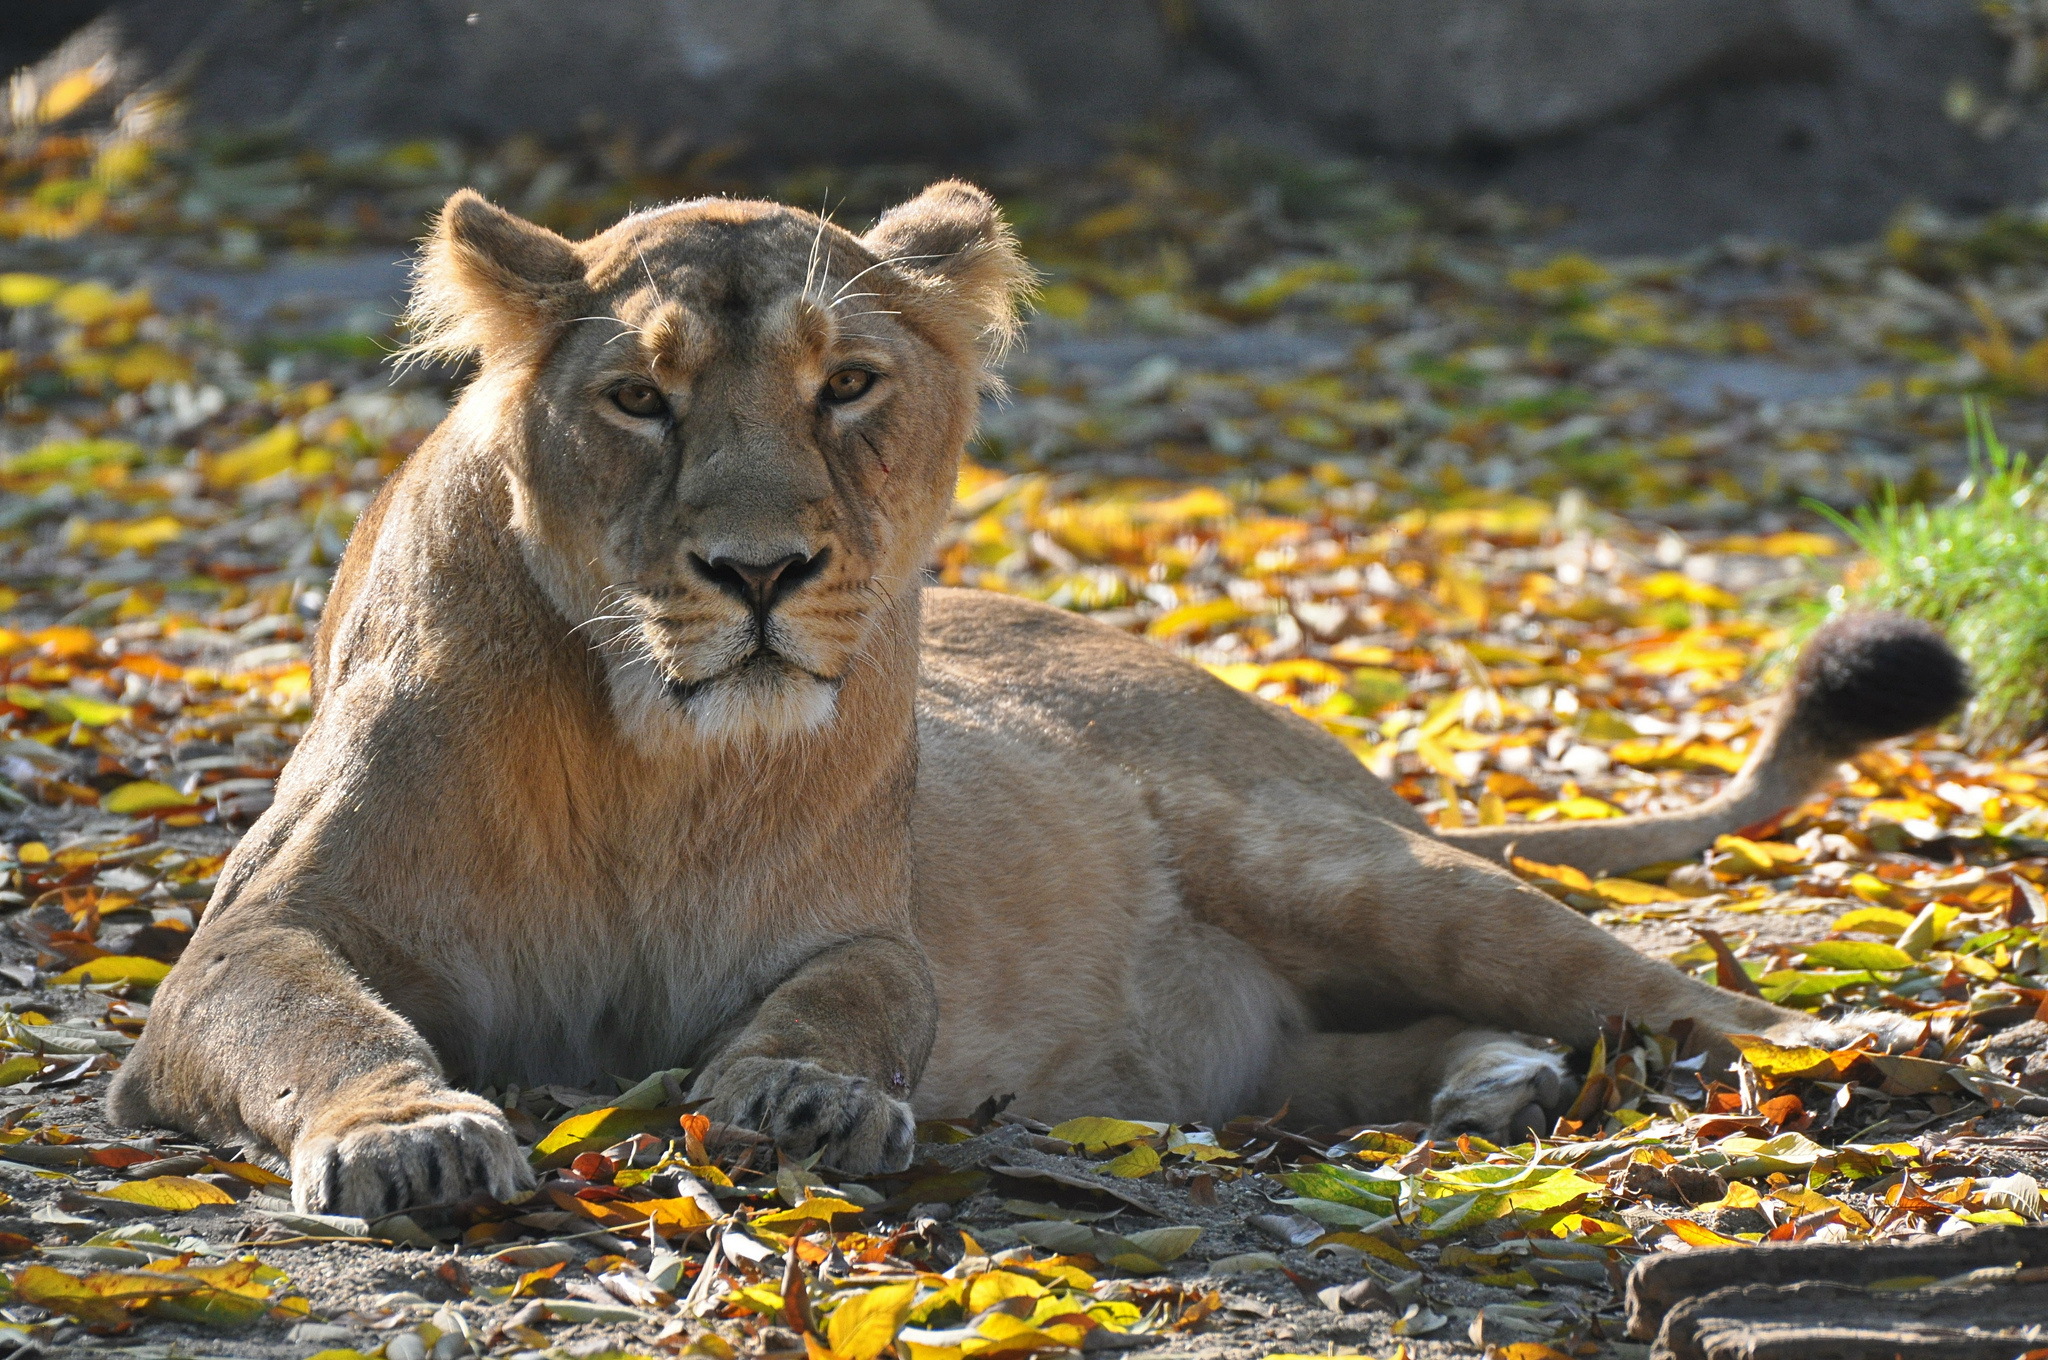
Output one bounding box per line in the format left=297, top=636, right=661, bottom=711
left=608, top=660, right=838, bottom=750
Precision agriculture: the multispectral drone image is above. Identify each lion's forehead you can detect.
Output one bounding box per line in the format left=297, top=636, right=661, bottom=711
left=581, top=201, right=871, bottom=302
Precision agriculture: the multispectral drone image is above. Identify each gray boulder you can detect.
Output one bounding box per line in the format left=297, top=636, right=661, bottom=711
left=93, top=0, right=1040, bottom=159
left=1189, top=0, right=1846, bottom=152
left=8, top=0, right=2048, bottom=249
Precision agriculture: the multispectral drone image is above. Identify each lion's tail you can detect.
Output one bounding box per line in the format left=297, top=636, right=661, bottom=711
left=1438, top=612, right=1970, bottom=878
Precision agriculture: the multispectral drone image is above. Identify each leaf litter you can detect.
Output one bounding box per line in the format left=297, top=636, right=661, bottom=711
left=0, top=118, right=2043, bottom=1360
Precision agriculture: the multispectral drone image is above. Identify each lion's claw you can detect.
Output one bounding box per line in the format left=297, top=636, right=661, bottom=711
left=1430, top=1040, right=1570, bottom=1144
left=694, top=1057, right=914, bottom=1173
left=291, top=1087, right=532, bottom=1218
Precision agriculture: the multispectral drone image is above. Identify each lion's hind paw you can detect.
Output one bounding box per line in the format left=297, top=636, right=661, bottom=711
left=1428, top=1039, right=1570, bottom=1145
left=292, top=1088, right=532, bottom=1219
left=1770, top=1008, right=1930, bottom=1056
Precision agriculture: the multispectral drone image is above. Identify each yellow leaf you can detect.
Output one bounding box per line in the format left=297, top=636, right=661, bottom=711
left=1703, top=1181, right=1761, bottom=1211
left=1861, top=798, right=1940, bottom=828
left=1310, top=1231, right=1419, bottom=1271
left=1639, top=572, right=1739, bottom=610
left=1728, top=1036, right=1858, bottom=1081
left=11, top=1263, right=196, bottom=1327
left=530, top=1106, right=682, bottom=1168
left=38, top=65, right=109, bottom=122
left=109, top=345, right=191, bottom=391
left=1830, top=906, right=1918, bottom=938
left=99, top=1175, right=237, bottom=1211
left=728, top=1282, right=788, bottom=1316
left=1139, top=487, right=1234, bottom=523
left=1045, top=1116, right=1164, bottom=1151
left=53, top=281, right=142, bottom=327
left=1715, top=835, right=1803, bottom=876
left=1589, top=877, right=1684, bottom=905
left=1147, top=598, right=1246, bottom=641
left=1329, top=640, right=1395, bottom=665
left=965, top=1271, right=1045, bottom=1313
left=1503, top=1170, right=1602, bottom=1211
left=206, top=424, right=300, bottom=488
left=1100, top=1144, right=1161, bottom=1178
left=1511, top=856, right=1593, bottom=893
left=1534, top=795, right=1626, bottom=821
left=1205, top=663, right=1265, bottom=692
left=752, top=1196, right=866, bottom=1229
left=54, top=956, right=171, bottom=987
left=102, top=781, right=202, bottom=814
left=0, top=274, right=63, bottom=308
left=1257, top=658, right=1349, bottom=688
left=826, top=1281, right=917, bottom=1360
left=1629, top=631, right=1749, bottom=679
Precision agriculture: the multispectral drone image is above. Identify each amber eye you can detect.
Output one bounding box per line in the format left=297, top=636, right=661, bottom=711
left=611, top=382, right=668, bottom=418
left=822, top=367, right=877, bottom=404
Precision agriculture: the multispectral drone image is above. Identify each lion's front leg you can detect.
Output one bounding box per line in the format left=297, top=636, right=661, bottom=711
left=108, top=919, right=532, bottom=1218
left=689, top=935, right=937, bottom=1174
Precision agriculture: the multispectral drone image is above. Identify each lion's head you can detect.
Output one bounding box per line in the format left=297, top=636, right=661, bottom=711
left=402, top=182, right=1030, bottom=743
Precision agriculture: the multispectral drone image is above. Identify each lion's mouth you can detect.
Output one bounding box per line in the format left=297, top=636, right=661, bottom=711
left=664, top=647, right=840, bottom=706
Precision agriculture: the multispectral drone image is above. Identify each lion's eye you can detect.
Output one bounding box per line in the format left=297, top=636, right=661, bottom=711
left=611, top=382, right=668, bottom=418
left=822, top=368, right=877, bottom=404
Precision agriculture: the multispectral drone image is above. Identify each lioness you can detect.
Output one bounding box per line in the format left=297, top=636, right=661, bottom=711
left=108, top=183, right=1966, bottom=1217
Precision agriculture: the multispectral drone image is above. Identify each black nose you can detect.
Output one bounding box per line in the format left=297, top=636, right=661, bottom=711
left=692, top=550, right=826, bottom=612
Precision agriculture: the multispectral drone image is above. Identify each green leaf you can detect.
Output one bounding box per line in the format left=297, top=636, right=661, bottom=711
left=1760, top=968, right=1877, bottom=1001
left=1798, top=941, right=1915, bottom=970
left=1276, top=1164, right=1400, bottom=1211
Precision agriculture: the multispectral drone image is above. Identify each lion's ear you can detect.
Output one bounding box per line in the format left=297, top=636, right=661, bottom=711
left=863, top=180, right=1034, bottom=362
left=403, top=189, right=585, bottom=367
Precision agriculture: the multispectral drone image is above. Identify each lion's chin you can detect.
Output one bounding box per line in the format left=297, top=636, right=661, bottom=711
left=661, top=656, right=841, bottom=745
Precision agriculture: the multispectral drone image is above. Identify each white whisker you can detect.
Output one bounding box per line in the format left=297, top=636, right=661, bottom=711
left=829, top=253, right=946, bottom=303
left=567, top=612, right=640, bottom=639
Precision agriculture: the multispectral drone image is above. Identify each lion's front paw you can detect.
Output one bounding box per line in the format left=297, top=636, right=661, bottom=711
left=694, top=1057, right=913, bottom=1174
left=1429, top=1040, right=1570, bottom=1145
left=292, top=1084, right=533, bottom=1218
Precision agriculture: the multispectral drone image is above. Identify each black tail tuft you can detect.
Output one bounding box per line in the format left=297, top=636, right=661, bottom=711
left=1789, top=612, right=1971, bottom=758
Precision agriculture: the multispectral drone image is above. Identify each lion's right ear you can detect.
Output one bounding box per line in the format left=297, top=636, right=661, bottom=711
left=402, top=190, right=585, bottom=367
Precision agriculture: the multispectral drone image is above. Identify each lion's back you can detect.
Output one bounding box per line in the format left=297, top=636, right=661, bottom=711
left=915, top=586, right=1425, bottom=830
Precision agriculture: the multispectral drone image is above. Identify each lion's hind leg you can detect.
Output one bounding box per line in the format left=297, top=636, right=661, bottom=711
left=1261, top=1020, right=1570, bottom=1144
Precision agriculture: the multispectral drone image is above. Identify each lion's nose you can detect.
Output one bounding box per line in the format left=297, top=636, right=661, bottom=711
left=693, top=550, right=825, bottom=612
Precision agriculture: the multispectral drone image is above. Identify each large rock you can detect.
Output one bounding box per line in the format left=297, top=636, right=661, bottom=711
left=95, top=0, right=1039, bottom=159
left=1189, top=0, right=1849, bottom=152
left=8, top=0, right=2047, bottom=249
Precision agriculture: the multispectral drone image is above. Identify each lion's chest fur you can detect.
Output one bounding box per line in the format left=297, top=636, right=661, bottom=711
left=406, top=859, right=866, bottom=1090
left=280, top=730, right=902, bottom=1091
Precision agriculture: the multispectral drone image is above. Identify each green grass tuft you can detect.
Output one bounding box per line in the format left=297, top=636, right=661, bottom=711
left=1815, top=404, right=2048, bottom=752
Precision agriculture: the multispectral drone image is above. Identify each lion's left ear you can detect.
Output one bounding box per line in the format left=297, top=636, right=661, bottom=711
left=863, top=181, right=1034, bottom=362
left=403, top=189, right=587, bottom=368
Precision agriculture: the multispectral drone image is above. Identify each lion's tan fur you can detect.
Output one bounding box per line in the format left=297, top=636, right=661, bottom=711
left=109, top=184, right=1905, bottom=1215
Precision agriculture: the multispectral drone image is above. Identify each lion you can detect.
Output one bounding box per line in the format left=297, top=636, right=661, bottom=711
left=107, top=182, right=1968, bottom=1217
